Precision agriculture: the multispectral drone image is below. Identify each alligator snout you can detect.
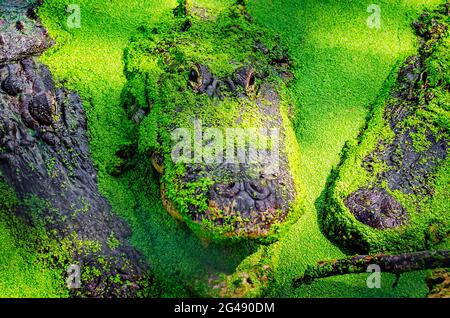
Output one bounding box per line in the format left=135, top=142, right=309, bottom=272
left=165, top=148, right=297, bottom=239
left=206, top=175, right=293, bottom=237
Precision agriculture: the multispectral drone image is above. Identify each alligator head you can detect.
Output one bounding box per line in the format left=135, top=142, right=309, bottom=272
left=122, top=0, right=302, bottom=242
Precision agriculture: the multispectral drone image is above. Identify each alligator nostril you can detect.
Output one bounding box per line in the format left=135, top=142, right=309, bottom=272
left=245, top=181, right=270, bottom=200
left=250, top=182, right=263, bottom=193
left=228, top=182, right=236, bottom=189
left=214, top=182, right=241, bottom=198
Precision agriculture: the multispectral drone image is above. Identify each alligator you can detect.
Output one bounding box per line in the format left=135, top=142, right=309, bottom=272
left=122, top=0, right=303, bottom=242
left=320, top=3, right=450, bottom=254
left=0, top=0, right=149, bottom=297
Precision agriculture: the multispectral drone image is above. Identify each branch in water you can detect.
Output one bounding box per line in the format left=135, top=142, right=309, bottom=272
left=293, top=250, right=450, bottom=288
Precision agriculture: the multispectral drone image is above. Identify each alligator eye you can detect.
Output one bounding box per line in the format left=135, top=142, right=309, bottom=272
left=188, top=64, right=202, bottom=89
left=247, top=72, right=256, bottom=90
left=236, top=67, right=256, bottom=93
left=189, top=68, right=199, bottom=83
left=188, top=64, right=213, bottom=93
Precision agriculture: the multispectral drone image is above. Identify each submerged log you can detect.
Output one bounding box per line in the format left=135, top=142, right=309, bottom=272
left=293, top=250, right=450, bottom=288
